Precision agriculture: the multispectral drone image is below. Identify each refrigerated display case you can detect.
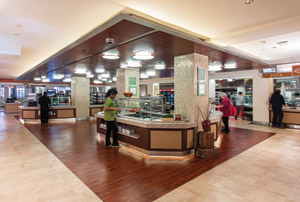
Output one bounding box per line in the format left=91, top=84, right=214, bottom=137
left=51, top=97, right=70, bottom=107
left=117, top=96, right=168, bottom=121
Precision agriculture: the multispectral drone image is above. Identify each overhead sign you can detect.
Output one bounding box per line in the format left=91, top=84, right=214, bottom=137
left=262, top=72, right=293, bottom=78
left=292, top=65, right=300, bottom=76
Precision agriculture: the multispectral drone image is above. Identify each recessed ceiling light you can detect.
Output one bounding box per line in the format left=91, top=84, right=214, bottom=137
left=112, top=77, right=116, bottom=81
left=34, top=77, right=41, bottom=81
left=224, top=64, right=237, bottom=69
left=41, top=75, right=46, bottom=79
left=86, top=73, right=94, bottom=78
left=101, top=73, right=110, bottom=78
left=95, top=67, right=105, bottom=73
left=63, top=78, right=71, bottom=82
left=93, top=79, right=103, bottom=84
left=133, top=51, right=154, bottom=60
left=101, top=78, right=108, bottom=81
left=74, top=68, right=87, bottom=74
left=102, top=52, right=119, bottom=59
left=154, top=64, right=166, bottom=70
left=53, top=74, right=64, bottom=79
left=140, top=73, right=149, bottom=79
left=120, top=64, right=127, bottom=68
left=146, top=70, right=156, bottom=76
left=208, top=65, right=222, bottom=71
left=42, top=78, right=50, bottom=82
left=127, top=61, right=142, bottom=67
left=245, top=0, right=254, bottom=4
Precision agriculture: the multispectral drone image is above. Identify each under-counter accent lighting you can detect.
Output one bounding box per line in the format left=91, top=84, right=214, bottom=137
left=102, top=52, right=119, bottom=60
left=127, top=61, right=142, bottom=67
left=154, top=64, right=166, bottom=70
left=93, top=79, right=103, bottom=84
left=53, top=74, right=64, bottom=79
left=34, top=77, right=41, bottom=81
left=146, top=70, right=156, bottom=76
left=224, top=64, right=237, bottom=69
left=140, top=73, right=149, bottom=79
left=133, top=51, right=154, bottom=60
left=63, top=78, right=71, bottom=82
left=95, top=67, right=105, bottom=73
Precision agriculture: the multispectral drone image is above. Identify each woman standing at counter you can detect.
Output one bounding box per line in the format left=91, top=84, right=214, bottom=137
left=218, top=92, right=233, bottom=133
left=104, top=89, right=119, bottom=147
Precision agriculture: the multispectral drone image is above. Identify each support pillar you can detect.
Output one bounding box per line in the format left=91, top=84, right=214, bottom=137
left=174, top=53, right=209, bottom=131
left=71, top=77, right=90, bottom=120
left=116, top=68, right=139, bottom=99
left=253, top=76, right=274, bottom=124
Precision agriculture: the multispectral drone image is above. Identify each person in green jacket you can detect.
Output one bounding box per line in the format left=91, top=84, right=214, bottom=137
left=104, top=88, right=119, bottom=147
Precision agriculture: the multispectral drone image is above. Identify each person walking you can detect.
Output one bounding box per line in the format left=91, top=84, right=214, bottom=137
left=218, top=92, right=233, bottom=133
left=104, top=88, right=119, bottom=147
left=235, top=92, right=244, bottom=120
left=38, top=92, right=51, bottom=123
left=270, top=89, right=285, bottom=128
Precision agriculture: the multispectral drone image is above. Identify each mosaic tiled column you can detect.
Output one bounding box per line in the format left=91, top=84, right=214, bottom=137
left=71, top=77, right=90, bottom=120
left=174, top=53, right=209, bottom=131
left=116, top=68, right=139, bottom=99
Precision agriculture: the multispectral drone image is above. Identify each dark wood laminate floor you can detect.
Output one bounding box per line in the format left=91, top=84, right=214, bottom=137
left=22, top=118, right=275, bottom=202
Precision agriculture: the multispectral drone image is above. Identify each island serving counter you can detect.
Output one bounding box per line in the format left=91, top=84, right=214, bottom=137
left=96, top=112, right=197, bottom=156
left=4, top=102, right=21, bottom=113
left=269, top=107, right=300, bottom=128
left=19, top=106, right=76, bottom=119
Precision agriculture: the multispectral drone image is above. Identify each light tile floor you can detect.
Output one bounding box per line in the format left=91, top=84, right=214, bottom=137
left=0, top=113, right=101, bottom=202
left=2, top=112, right=300, bottom=202
left=156, top=118, right=300, bottom=202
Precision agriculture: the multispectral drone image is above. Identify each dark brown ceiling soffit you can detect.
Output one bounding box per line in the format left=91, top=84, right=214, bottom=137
left=17, top=13, right=271, bottom=81
left=121, top=13, right=271, bottom=67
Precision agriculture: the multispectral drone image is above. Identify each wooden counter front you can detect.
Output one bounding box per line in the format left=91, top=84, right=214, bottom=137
left=96, top=114, right=196, bottom=156
left=19, top=106, right=76, bottom=119
left=269, top=107, right=300, bottom=126
left=4, top=102, right=21, bottom=113
left=89, top=105, right=104, bottom=116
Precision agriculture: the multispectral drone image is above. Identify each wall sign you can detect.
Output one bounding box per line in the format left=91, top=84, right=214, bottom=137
left=197, top=67, right=206, bottom=96
left=292, top=65, right=300, bottom=76
left=128, top=77, right=137, bottom=96
left=262, top=72, right=293, bottom=78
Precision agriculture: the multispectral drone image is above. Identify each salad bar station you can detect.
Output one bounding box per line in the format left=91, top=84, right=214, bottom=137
left=96, top=96, right=197, bottom=156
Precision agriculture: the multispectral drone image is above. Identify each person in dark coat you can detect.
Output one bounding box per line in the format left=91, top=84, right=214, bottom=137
left=270, top=89, right=285, bottom=128
left=38, top=92, right=51, bottom=123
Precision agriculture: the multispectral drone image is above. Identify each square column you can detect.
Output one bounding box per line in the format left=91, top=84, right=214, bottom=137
left=116, top=68, right=140, bottom=98
left=71, top=77, right=90, bottom=120
left=174, top=53, right=209, bottom=131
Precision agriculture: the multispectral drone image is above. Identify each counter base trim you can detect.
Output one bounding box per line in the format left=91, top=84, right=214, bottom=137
left=99, top=134, right=195, bottom=158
